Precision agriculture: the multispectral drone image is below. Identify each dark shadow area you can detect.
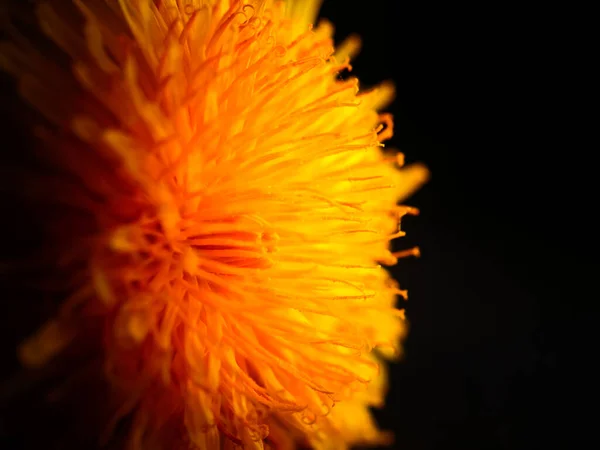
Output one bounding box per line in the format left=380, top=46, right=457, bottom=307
left=318, top=1, right=595, bottom=448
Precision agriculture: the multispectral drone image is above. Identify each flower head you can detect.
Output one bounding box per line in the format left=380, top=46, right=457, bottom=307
left=1, top=1, right=428, bottom=449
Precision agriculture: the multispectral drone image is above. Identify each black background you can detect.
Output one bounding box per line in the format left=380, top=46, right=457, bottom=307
left=318, top=1, right=595, bottom=449
left=0, top=1, right=595, bottom=449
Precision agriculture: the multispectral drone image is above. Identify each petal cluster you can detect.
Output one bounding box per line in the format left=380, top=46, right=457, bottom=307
left=0, top=1, right=428, bottom=449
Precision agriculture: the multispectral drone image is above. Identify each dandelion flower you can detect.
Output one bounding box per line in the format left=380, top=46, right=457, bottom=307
left=0, top=0, right=429, bottom=449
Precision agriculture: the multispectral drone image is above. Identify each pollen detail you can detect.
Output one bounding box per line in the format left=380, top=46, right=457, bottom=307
left=1, top=0, right=429, bottom=449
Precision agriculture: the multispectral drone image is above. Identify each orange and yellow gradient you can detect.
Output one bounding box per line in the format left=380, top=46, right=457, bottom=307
left=0, top=1, right=429, bottom=448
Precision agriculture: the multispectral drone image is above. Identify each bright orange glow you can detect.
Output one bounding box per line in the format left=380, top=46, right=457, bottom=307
left=0, top=1, right=429, bottom=449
